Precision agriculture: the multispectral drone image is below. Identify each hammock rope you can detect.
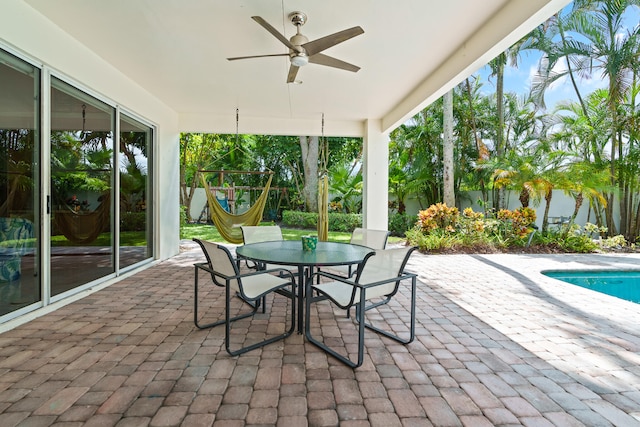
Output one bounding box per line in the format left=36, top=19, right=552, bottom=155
left=201, top=174, right=273, bottom=244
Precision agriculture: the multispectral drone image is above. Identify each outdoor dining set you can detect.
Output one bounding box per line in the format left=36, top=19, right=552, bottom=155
left=192, top=226, right=417, bottom=368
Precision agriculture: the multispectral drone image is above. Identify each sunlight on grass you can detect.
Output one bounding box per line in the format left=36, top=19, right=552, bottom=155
left=51, top=231, right=149, bottom=247
left=180, top=222, right=353, bottom=243
left=180, top=222, right=405, bottom=244
left=49, top=223, right=404, bottom=247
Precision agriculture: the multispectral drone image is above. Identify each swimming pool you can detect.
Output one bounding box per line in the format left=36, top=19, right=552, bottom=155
left=543, top=270, right=640, bottom=304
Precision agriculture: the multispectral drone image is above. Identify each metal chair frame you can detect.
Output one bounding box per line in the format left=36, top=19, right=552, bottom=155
left=336, top=228, right=391, bottom=277
left=305, top=247, right=417, bottom=368
left=239, top=225, right=301, bottom=278
left=193, top=238, right=296, bottom=356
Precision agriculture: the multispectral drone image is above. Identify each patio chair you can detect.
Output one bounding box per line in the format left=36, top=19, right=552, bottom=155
left=329, top=228, right=390, bottom=278
left=305, top=246, right=417, bottom=368
left=0, top=217, right=34, bottom=282
left=240, top=225, right=299, bottom=276
left=193, top=238, right=296, bottom=356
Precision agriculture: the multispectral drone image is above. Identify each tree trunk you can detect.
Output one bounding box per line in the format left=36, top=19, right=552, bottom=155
left=606, top=85, right=617, bottom=236
left=564, top=192, right=583, bottom=237
left=633, top=199, right=640, bottom=244
left=442, top=89, right=455, bottom=207
left=300, top=136, right=319, bottom=212
left=541, top=188, right=552, bottom=233
left=496, top=62, right=506, bottom=210
left=465, top=78, right=488, bottom=207
left=519, top=188, right=530, bottom=207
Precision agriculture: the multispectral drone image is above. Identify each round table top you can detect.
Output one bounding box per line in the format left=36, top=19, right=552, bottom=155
left=236, top=240, right=374, bottom=267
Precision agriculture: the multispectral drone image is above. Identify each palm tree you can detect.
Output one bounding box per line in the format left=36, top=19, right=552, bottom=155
left=551, top=90, right=613, bottom=228
left=530, top=0, right=640, bottom=234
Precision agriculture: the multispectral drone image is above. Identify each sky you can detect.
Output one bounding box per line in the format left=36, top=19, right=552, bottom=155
left=474, top=4, right=640, bottom=112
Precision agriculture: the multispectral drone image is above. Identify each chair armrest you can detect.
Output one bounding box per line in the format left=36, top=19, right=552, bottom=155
left=354, top=272, right=417, bottom=290
left=309, top=270, right=356, bottom=284
left=195, top=261, right=294, bottom=282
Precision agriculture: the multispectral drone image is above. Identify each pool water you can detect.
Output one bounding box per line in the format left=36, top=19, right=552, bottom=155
left=544, top=270, right=640, bottom=304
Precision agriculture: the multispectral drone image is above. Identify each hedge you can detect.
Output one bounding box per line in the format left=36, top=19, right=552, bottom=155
left=281, top=210, right=362, bottom=232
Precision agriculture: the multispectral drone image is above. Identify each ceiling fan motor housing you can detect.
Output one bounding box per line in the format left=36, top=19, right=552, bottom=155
left=289, top=32, right=309, bottom=66
left=228, top=11, right=363, bottom=83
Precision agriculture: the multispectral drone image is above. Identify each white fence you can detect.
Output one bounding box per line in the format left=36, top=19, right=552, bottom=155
left=191, top=187, right=618, bottom=231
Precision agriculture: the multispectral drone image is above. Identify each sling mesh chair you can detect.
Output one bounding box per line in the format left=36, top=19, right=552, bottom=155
left=239, top=225, right=299, bottom=277
left=329, top=228, right=390, bottom=278
left=305, top=246, right=417, bottom=368
left=193, top=238, right=296, bottom=356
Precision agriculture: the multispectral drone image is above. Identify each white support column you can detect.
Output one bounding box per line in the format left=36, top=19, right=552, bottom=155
left=362, top=119, right=389, bottom=230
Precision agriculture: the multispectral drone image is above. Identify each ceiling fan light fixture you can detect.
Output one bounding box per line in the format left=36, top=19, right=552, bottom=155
left=291, top=53, right=309, bottom=67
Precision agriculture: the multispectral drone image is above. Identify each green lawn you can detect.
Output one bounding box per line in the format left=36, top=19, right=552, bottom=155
left=180, top=222, right=353, bottom=243
left=50, top=223, right=404, bottom=247
left=50, top=231, right=149, bottom=247
left=181, top=223, right=405, bottom=245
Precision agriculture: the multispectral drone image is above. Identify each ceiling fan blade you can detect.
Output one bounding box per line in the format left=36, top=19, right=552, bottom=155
left=287, top=65, right=300, bottom=83
left=251, top=16, right=297, bottom=51
left=303, top=26, right=364, bottom=56
left=309, top=53, right=360, bottom=72
left=227, top=53, right=289, bottom=61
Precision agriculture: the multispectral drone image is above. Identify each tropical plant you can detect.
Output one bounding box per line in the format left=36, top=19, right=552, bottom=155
left=532, top=0, right=640, bottom=236
left=328, top=163, right=362, bottom=213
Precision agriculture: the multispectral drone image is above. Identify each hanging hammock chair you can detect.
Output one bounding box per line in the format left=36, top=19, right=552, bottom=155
left=54, top=194, right=110, bottom=245
left=201, top=174, right=273, bottom=244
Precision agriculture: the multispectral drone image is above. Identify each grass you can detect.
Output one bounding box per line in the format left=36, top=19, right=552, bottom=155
left=180, top=222, right=406, bottom=245
left=49, top=223, right=406, bottom=247
left=51, top=231, right=149, bottom=247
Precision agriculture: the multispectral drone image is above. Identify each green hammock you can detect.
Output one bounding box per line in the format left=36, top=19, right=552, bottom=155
left=201, top=174, right=273, bottom=244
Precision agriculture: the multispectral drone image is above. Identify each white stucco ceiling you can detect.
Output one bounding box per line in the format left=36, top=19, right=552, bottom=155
left=23, top=0, right=571, bottom=136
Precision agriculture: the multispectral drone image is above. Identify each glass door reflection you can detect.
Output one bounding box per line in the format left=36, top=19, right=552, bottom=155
left=50, top=78, right=115, bottom=296
left=119, top=114, right=153, bottom=268
left=0, top=51, right=40, bottom=316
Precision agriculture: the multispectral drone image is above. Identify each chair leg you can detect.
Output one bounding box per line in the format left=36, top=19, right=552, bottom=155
left=194, top=264, right=257, bottom=330
left=305, top=276, right=417, bottom=368
left=361, top=276, right=416, bottom=345
left=305, top=287, right=366, bottom=368
left=225, top=283, right=296, bottom=357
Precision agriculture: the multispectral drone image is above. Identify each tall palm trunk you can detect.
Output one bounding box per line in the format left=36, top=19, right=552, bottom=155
left=496, top=62, right=506, bottom=210
left=465, top=78, right=488, bottom=207
left=541, top=188, right=553, bottom=233
left=606, top=81, right=618, bottom=236
left=442, top=89, right=455, bottom=207
left=557, top=13, right=592, bottom=127
left=300, top=136, right=319, bottom=212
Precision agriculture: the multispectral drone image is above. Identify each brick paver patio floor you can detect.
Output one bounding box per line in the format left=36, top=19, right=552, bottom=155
left=1, top=242, right=639, bottom=426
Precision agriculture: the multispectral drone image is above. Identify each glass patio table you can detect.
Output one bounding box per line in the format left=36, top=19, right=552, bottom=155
left=236, top=240, right=374, bottom=333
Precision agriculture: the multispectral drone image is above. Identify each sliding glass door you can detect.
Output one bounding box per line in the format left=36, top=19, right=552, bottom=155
left=0, top=51, right=40, bottom=316
left=50, top=78, right=115, bottom=296
left=0, top=46, right=155, bottom=321
left=120, top=114, right=153, bottom=269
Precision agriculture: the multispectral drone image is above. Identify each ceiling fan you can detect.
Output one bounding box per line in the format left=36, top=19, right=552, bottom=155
left=227, top=12, right=364, bottom=83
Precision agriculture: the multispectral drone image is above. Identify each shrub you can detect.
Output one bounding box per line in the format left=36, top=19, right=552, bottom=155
left=408, top=204, right=538, bottom=252
left=281, top=210, right=362, bottom=232
left=389, top=212, right=415, bottom=237
left=417, top=203, right=459, bottom=233
left=121, top=212, right=147, bottom=231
